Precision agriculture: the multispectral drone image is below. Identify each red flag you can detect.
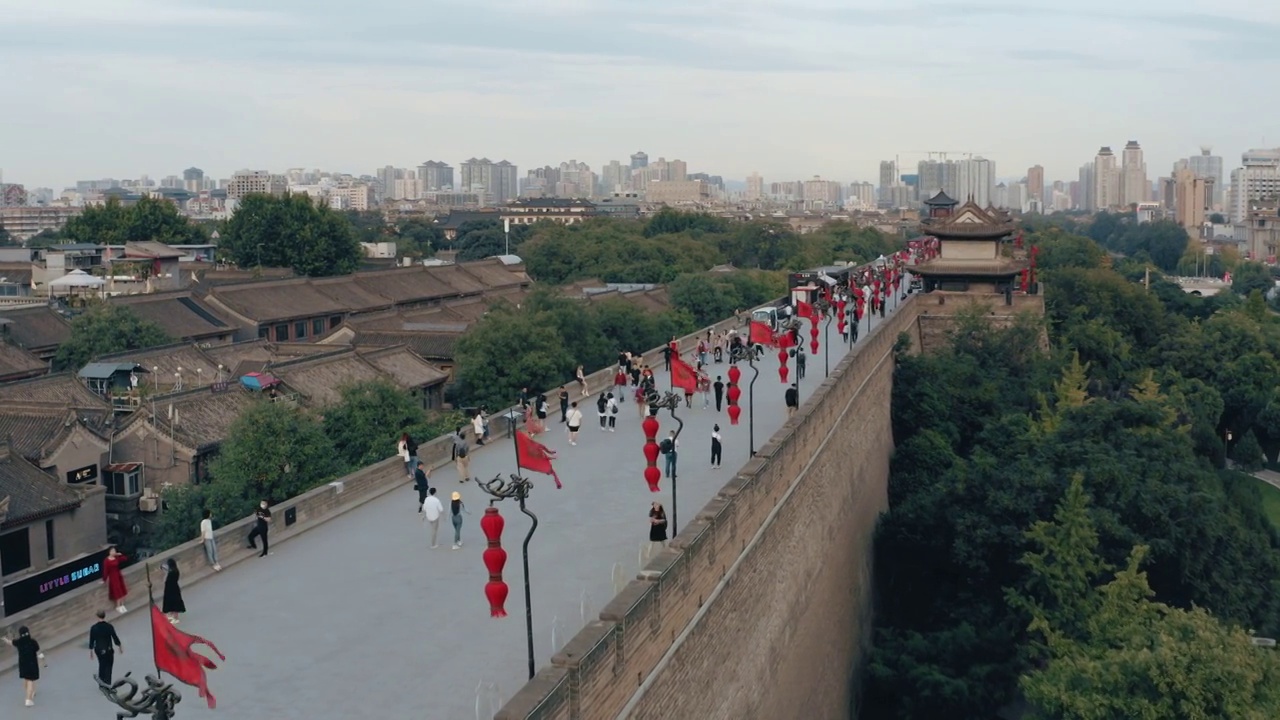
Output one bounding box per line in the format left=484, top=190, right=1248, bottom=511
left=516, top=430, right=562, bottom=488
left=152, top=604, right=225, bottom=709
left=749, top=320, right=775, bottom=347
left=670, top=354, right=698, bottom=393
left=795, top=300, right=815, bottom=321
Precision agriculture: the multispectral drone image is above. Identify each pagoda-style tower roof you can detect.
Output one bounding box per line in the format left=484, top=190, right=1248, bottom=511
left=922, top=190, right=958, bottom=208
left=920, top=200, right=1017, bottom=240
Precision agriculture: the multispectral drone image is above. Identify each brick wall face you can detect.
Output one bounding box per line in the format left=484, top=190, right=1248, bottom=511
left=497, top=297, right=924, bottom=720
left=915, top=291, right=1046, bottom=353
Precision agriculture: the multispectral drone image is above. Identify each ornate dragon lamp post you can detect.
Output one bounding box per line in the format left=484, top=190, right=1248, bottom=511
left=647, top=390, right=684, bottom=534
left=729, top=343, right=760, bottom=456
left=475, top=472, right=539, bottom=680
left=98, top=674, right=181, bottom=719
left=815, top=296, right=832, bottom=377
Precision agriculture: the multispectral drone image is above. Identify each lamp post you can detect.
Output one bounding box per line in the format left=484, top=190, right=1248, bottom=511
left=98, top=674, right=181, bottom=719
left=648, top=390, right=684, bottom=535
left=475, top=472, right=538, bottom=680
left=729, top=344, right=760, bottom=456
left=814, top=297, right=832, bottom=377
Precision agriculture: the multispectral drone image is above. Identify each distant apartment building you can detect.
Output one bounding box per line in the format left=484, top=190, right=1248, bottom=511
left=601, top=161, right=627, bottom=195
left=1026, top=165, right=1044, bottom=202
left=1120, top=141, right=1148, bottom=206
left=769, top=181, right=802, bottom=202
left=0, top=206, right=81, bottom=241
left=917, top=160, right=958, bottom=202
left=329, top=184, right=375, bottom=211
left=460, top=158, right=518, bottom=204
left=556, top=160, right=596, bottom=198
left=745, top=172, right=764, bottom=201
left=1229, top=149, right=1280, bottom=223
left=227, top=170, right=288, bottom=199
left=802, top=177, right=841, bottom=210
left=1, top=183, right=28, bottom=207
left=846, top=182, right=876, bottom=210
left=1093, top=147, right=1121, bottom=210
left=954, top=157, right=996, bottom=207
left=500, top=198, right=596, bottom=227
left=878, top=160, right=897, bottom=204
left=1188, top=147, right=1224, bottom=210
left=1173, top=168, right=1210, bottom=231
left=630, top=151, right=649, bottom=170
left=391, top=175, right=422, bottom=201
left=417, top=161, right=454, bottom=192
left=182, top=167, right=205, bottom=192
left=1243, top=205, right=1280, bottom=263
left=645, top=179, right=710, bottom=204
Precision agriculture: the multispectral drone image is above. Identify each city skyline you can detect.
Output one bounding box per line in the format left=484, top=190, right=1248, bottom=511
left=2, top=0, right=1277, bottom=188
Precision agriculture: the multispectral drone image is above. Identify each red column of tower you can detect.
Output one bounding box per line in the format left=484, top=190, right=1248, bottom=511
left=642, top=413, right=661, bottom=492
left=480, top=507, right=508, bottom=617
left=726, top=364, right=741, bottom=425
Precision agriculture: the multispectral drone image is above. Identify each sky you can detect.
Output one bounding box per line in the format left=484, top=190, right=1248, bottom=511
left=1, top=0, right=1277, bottom=190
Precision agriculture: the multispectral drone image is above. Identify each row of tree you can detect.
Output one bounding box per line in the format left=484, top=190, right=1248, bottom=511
left=862, top=220, right=1280, bottom=717
left=151, top=380, right=463, bottom=550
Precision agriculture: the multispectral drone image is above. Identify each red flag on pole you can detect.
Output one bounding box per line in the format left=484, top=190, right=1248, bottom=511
left=516, top=430, right=562, bottom=488
left=749, top=320, right=775, bottom=347
left=670, top=354, right=698, bottom=393
left=152, top=604, right=225, bottom=709
left=795, top=300, right=816, bottom=321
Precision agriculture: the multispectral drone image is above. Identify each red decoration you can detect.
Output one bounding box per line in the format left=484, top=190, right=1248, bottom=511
left=481, top=507, right=508, bottom=617
left=151, top=605, right=225, bottom=708
left=726, top=364, right=742, bottom=425
left=727, top=365, right=741, bottom=385
left=836, top=299, right=847, bottom=336
left=777, top=348, right=789, bottom=383
left=809, top=318, right=820, bottom=355
left=642, top=414, right=661, bottom=492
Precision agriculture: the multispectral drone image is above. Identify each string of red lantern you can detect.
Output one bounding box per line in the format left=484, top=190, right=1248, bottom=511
left=642, top=412, right=661, bottom=492
left=726, top=364, right=741, bottom=425
left=481, top=507, right=508, bottom=618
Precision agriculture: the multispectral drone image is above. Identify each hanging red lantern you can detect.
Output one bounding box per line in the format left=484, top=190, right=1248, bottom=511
left=777, top=348, right=789, bottom=383
left=642, top=414, right=661, bottom=492
left=808, top=319, right=819, bottom=355
left=481, top=507, right=508, bottom=618
left=727, top=365, right=741, bottom=386
left=726, top=364, right=742, bottom=425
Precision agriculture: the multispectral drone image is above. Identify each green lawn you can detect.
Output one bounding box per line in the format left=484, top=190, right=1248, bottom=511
left=1252, top=478, right=1280, bottom=531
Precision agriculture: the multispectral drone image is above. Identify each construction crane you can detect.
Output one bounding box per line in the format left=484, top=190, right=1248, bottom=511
left=903, top=151, right=990, bottom=161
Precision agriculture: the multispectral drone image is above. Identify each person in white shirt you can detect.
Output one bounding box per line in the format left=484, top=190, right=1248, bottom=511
left=605, top=393, right=619, bottom=432
left=199, top=510, right=220, bottom=571
left=421, top=487, right=445, bottom=549
left=472, top=411, right=487, bottom=446
left=565, top=402, right=583, bottom=445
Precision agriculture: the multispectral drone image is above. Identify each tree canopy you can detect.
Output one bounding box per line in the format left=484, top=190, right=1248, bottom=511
left=59, top=196, right=210, bottom=246
left=52, top=303, right=171, bottom=371
left=218, top=193, right=363, bottom=277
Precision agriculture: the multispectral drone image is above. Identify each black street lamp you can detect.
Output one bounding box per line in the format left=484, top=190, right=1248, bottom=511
left=647, top=390, right=684, bottom=534
left=728, top=344, right=760, bottom=456
left=98, top=675, right=181, bottom=719
left=475, top=469, right=539, bottom=680
left=814, top=297, right=832, bottom=378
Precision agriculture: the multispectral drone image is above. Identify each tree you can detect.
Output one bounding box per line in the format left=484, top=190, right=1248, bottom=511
left=1233, top=261, right=1274, bottom=297
left=396, top=218, right=443, bottom=258
left=53, top=303, right=171, bottom=371
left=1210, top=212, right=1226, bottom=224
left=218, top=193, right=362, bottom=277
left=1232, top=429, right=1265, bottom=471
left=62, top=196, right=208, bottom=245
left=452, top=301, right=577, bottom=410
left=321, top=379, right=463, bottom=470
left=1032, top=228, right=1106, bottom=272
left=25, top=228, right=64, bottom=248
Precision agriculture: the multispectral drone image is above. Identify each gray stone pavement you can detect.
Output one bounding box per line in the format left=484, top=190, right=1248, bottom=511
left=0, top=297, right=909, bottom=719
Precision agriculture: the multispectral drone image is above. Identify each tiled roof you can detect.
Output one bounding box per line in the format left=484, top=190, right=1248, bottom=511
left=351, top=268, right=457, bottom=304
left=457, top=259, right=527, bottom=288
left=0, top=262, right=33, bottom=286
left=0, top=372, right=111, bottom=407
left=269, top=352, right=387, bottom=407
left=0, top=341, right=47, bottom=381
left=0, top=444, right=83, bottom=529
left=358, top=346, right=449, bottom=388
left=354, top=331, right=460, bottom=360
left=0, top=403, right=109, bottom=464
left=425, top=265, right=487, bottom=295
left=95, top=343, right=224, bottom=392
left=0, top=305, right=72, bottom=351
left=208, top=279, right=349, bottom=323
left=123, top=241, right=184, bottom=259
left=200, top=340, right=277, bottom=377
left=309, top=276, right=395, bottom=313
left=149, top=386, right=266, bottom=451
left=109, top=292, right=232, bottom=341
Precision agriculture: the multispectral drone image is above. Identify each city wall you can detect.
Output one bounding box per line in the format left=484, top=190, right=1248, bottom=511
left=0, top=309, right=749, bottom=673
left=916, top=291, right=1046, bottom=353
left=495, top=296, right=923, bottom=720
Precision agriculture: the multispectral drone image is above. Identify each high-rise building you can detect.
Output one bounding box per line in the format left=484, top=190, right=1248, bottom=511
left=630, top=152, right=649, bottom=170
left=1187, top=147, right=1224, bottom=210
left=460, top=158, right=519, bottom=204
left=745, top=172, right=764, bottom=201
left=1229, top=149, right=1280, bottom=223
left=1093, top=147, right=1121, bottom=210
left=416, top=161, right=454, bottom=192
left=1077, top=164, right=1094, bottom=211
left=1173, top=168, right=1210, bottom=231
left=227, top=170, right=288, bottom=199
left=802, top=176, right=841, bottom=209
left=917, top=160, right=958, bottom=202
left=1121, top=141, right=1148, bottom=207
left=556, top=160, right=596, bottom=198
left=878, top=160, right=897, bottom=203
left=601, top=161, right=627, bottom=195
left=182, top=167, right=205, bottom=193
left=1027, top=165, right=1044, bottom=202
left=954, top=157, right=996, bottom=207
left=847, top=181, right=876, bottom=210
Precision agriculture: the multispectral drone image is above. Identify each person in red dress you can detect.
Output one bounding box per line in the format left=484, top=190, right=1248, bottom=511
left=102, top=546, right=128, bottom=614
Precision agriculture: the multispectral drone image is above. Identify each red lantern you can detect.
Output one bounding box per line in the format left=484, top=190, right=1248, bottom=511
left=726, top=385, right=742, bottom=425
left=777, top=348, right=789, bottom=383
left=809, top=320, right=819, bottom=355
left=480, top=507, right=508, bottom=618
left=642, top=414, right=661, bottom=492
left=727, top=365, right=741, bottom=385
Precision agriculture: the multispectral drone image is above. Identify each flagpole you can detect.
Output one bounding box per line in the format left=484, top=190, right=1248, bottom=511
left=146, top=563, right=160, bottom=678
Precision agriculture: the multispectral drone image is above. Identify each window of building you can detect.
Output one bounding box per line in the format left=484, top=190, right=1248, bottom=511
left=275, top=324, right=289, bottom=341
left=258, top=326, right=270, bottom=340
left=45, top=520, right=55, bottom=561
left=294, top=321, right=307, bottom=339
left=0, top=285, right=17, bottom=296
left=329, top=315, right=343, bottom=329
left=0, top=528, right=31, bottom=577
left=313, top=318, right=326, bottom=336
left=107, top=469, right=141, bottom=497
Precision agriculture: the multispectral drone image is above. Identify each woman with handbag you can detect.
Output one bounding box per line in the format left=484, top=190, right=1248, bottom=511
left=3, top=626, right=45, bottom=707
left=606, top=392, right=619, bottom=432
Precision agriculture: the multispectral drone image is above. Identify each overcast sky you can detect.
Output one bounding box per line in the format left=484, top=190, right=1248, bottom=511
left=1, top=0, right=1275, bottom=190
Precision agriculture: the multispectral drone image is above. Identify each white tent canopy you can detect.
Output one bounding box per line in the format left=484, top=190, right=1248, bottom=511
left=49, top=269, right=106, bottom=288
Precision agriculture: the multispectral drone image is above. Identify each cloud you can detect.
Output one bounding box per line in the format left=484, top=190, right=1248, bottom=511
left=0, top=0, right=293, bottom=27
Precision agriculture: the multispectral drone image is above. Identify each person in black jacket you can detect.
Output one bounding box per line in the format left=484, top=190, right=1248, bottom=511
left=88, top=610, right=123, bottom=685
left=3, top=626, right=43, bottom=706
left=785, top=384, right=799, bottom=417
left=413, top=461, right=432, bottom=512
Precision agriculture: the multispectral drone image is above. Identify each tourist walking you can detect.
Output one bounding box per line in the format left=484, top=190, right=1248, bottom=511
left=649, top=502, right=668, bottom=545
left=200, top=509, right=221, bottom=571
left=711, top=424, right=723, bottom=469
left=606, top=392, right=619, bottom=431
left=614, top=365, right=628, bottom=401
left=162, top=558, right=185, bottom=624
left=785, top=384, right=799, bottom=418
left=714, top=376, right=725, bottom=412
left=3, top=627, right=44, bottom=707
left=557, top=387, right=569, bottom=423
left=660, top=431, right=679, bottom=479
left=472, top=410, right=487, bottom=446
left=398, top=432, right=418, bottom=478
left=535, top=394, right=549, bottom=429
left=450, top=491, right=471, bottom=550
left=452, top=427, right=471, bottom=483
left=88, top=610, right=123, bottom=685
left=796, top=348, right=806, bottom=380
left=103, top=546, right=128, bottom=614
left=698, top=372, right=711, bottom=409
left=525, top=402, right=546, bottom=435
left=422, top=487, right=444, bottom=549
left=565, top=402, right=583, bottom=445
left=662, top=340, right=674, bottom=371
left=596, top=391, right=609, bottom=430
left=246, top=500, right=271, bottom=557
left=576, top=364, right=588, bottom=397
left=635, top=385, right=649, bottom=419
left=413, top=461, right=432, bottom=512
